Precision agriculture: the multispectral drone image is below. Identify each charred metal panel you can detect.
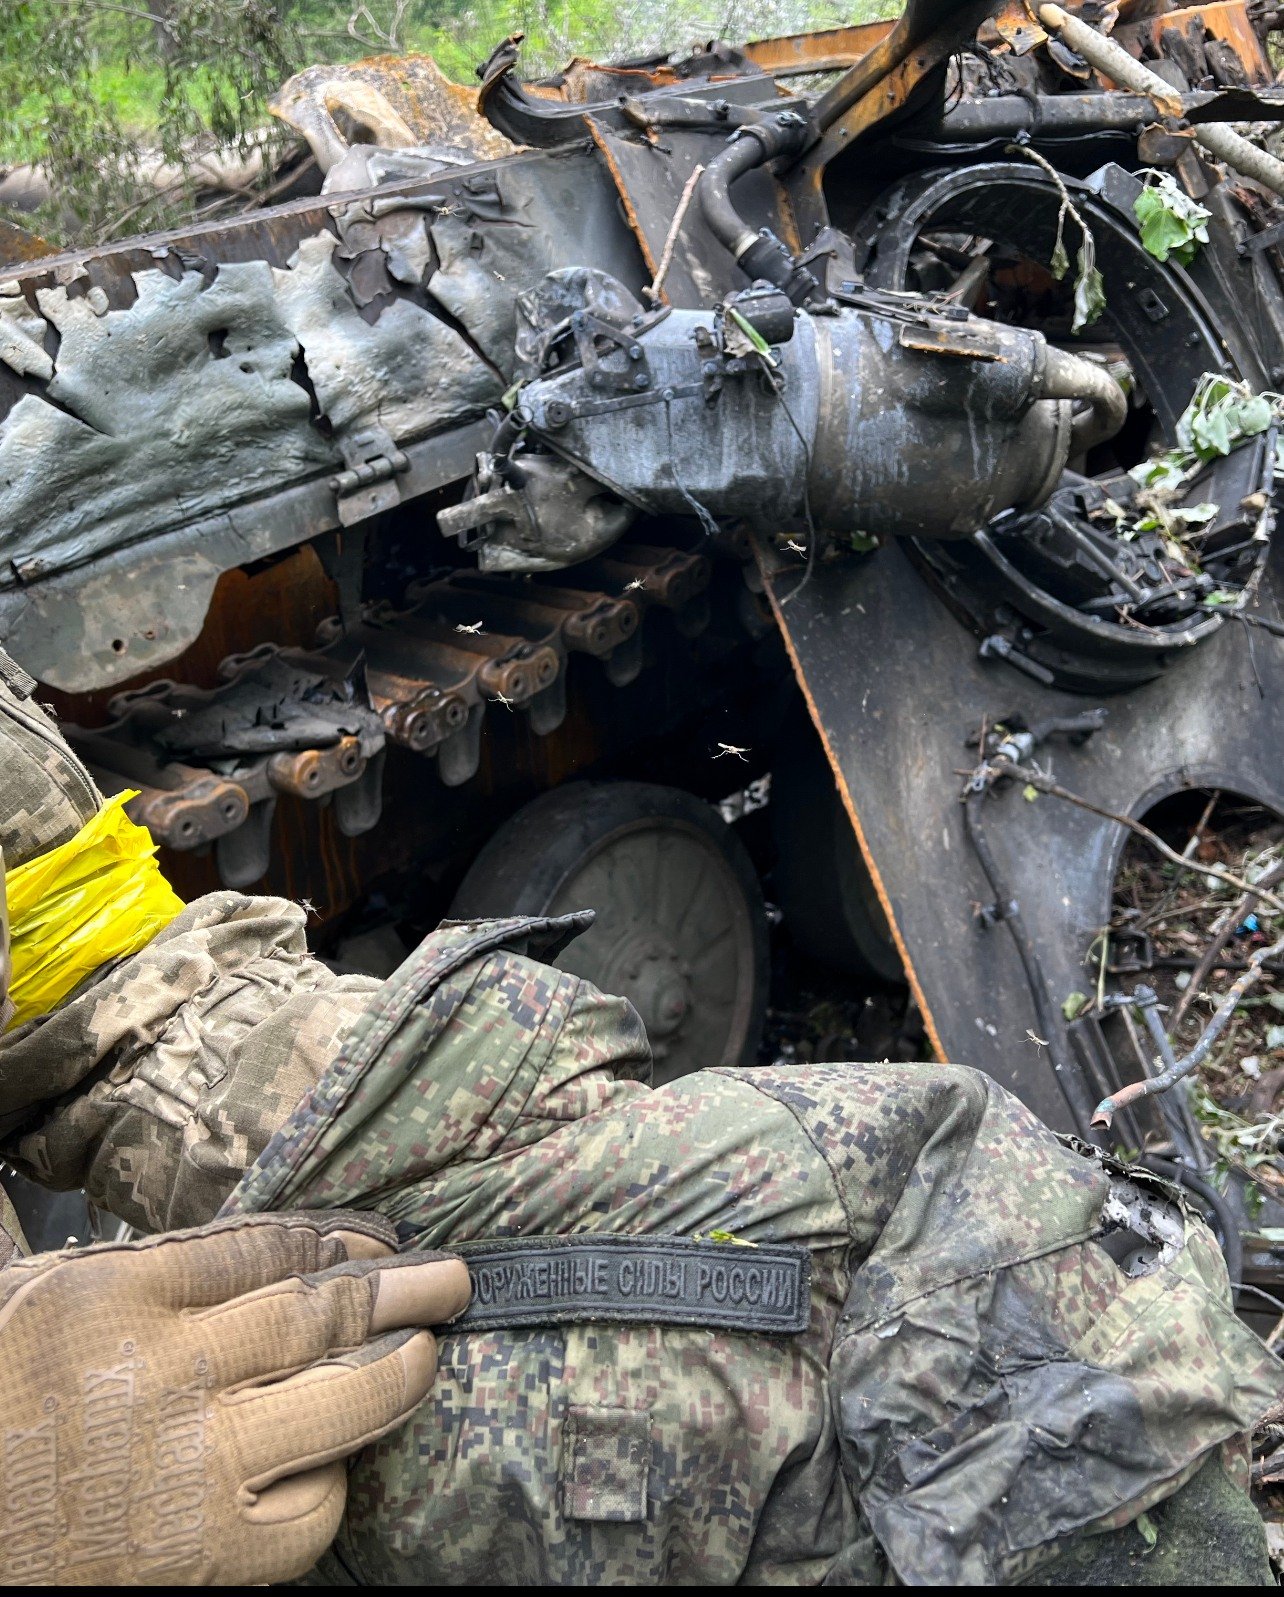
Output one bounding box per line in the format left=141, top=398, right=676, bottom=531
left=764, top=539, right=1284, bottom=1135
left=585, top=119, right=792, bottom=308
left=0, top=416, right=489, bottom=690
left=0, top=142, right=648, bottom=691
left=272, top=231, right=499, bottom=441
left=0, top=262, right=335, bottom=579
left=428, top=149, right=651, bottom=372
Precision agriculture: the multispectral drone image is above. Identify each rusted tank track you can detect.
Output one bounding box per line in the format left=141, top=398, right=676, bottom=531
left=68, top=544, right=712, bottom=887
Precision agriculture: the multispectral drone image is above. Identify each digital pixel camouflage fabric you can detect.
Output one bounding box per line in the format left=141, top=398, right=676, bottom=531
left=0, top=893, right=379, bottom=1233
left=0, top=653, right=99, bottom=869
left=222, top=914, right=1284, bottom=1586
left=0, top=647, right=382, bottom=1234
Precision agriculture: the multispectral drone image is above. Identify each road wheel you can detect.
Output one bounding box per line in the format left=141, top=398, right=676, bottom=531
left=450, top=781, right=768, bottom=1085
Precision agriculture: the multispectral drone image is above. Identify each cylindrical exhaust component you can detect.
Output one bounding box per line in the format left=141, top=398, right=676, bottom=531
left=1038, top=343, right=1129, bottom=453
left=465, top=272, right=1127, bottom=569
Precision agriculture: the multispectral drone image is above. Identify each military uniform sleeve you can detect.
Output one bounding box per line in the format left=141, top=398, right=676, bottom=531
left=0, top=892, right=379, bottom=1233
left=0, top=664, right=100, bottom=869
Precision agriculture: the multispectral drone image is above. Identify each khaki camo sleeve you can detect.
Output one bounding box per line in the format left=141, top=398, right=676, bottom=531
left=0, top=892, right=379, bottom=1234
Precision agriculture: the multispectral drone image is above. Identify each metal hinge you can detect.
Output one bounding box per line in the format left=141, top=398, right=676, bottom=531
left=329, top=425, right=410, bottom=526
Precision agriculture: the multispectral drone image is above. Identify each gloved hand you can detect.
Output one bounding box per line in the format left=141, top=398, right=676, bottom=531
left=0, top=1210, right=469, bottom=1585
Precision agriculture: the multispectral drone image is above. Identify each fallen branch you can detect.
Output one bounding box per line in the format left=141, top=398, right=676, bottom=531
left=1039, top=3, right=1284, bottom=198
left=986, top=756, right=1284, bottom=917
left=1092, top=931, right=1284, bottom=1126
left=1168, top=856, right=1284, bottom=1033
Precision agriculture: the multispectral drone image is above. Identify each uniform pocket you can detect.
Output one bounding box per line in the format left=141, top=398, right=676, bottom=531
left=560, top=1405, right=651, bottom=1524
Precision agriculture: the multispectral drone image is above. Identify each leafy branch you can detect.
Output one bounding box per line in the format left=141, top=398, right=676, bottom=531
left=1008, top=140, right=1106, bottom=333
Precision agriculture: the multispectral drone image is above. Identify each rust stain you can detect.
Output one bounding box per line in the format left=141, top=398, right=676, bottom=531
left=0, top=218, right=60, bottom=269
left=585, top=115, right=660, bottom=282
left=740, top=21, right=895, bottom=75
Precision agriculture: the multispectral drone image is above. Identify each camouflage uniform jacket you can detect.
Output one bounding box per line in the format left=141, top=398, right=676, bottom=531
left=0, top=653, right=380, bottom=1235
left=220, top=914, right=1284, bottom=1586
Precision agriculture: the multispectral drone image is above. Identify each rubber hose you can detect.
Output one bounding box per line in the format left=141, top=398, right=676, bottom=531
left=697, top=131, right=778, bottom=262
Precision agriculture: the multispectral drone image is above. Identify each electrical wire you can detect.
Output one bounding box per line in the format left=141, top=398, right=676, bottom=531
left=663, top=394, right=721, bottom=543
left=772, top=375, right=820, bottom=608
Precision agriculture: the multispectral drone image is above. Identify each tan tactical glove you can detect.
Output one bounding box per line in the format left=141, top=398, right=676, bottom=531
left=0, top=1211, right=470, bottom=1585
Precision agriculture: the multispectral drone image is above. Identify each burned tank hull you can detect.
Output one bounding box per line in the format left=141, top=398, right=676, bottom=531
left=4, top=0, right=1284, bottom=1278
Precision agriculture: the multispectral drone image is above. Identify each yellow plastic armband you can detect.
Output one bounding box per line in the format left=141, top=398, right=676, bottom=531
left=5, top=792, right=184, bottom=1030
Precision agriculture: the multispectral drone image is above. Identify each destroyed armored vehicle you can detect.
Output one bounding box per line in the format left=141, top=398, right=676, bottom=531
left=5, top=0, right=1284, bottom=1299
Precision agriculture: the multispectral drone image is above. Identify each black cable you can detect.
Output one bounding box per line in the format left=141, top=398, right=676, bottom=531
left=663, top=395, right=720, bottom=543
left=773, top=379, right=819, bottom=609
left=963, top=785, right=1095, bottom=1137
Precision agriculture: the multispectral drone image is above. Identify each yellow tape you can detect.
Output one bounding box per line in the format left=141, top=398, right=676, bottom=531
left=5, top=792, right=184, bottom=1030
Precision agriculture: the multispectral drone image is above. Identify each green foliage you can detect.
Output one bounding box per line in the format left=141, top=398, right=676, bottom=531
left=2, top=0, right=299, bottom=243
left=1071, top=252, right=1106, bottom=335
left=1177, top=374, right=1274, bottom=460
left=1, top=0, right=901, bottom=246
left=1130, top=373, right=1282, bottom=500
left=1012, top=140, right=1104, bottom=333
left=1122, top=373, right=1281, bottom=570
left=1132, top=169, right=1210, bottom=267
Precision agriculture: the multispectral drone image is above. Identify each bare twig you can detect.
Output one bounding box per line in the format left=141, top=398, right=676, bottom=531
left=1093, top=931, right=1284, bottom=1125
left=99, top=175, right=196, bottom=241
left=989, top=756, right=1284, bottom=917
left=644, top=163, right=704, bottom=305
left=1182, top=788, right=1221, bottom=860
left=1169, top=856, right=1284, bottom=1034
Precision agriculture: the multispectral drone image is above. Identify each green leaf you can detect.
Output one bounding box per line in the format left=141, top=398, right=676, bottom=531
left=1071, top=261, right=1106, bottom=332
left=1191, top=405, right=1233, bottom=458
left=1050, top=233, right=1070, bottom=281
left=1133, top=173, right=1212, bottom=267
left=727, top=306, right=771, bottom=357
left=1234, top=394, right=1273, bottom=436
left=1135, top=189, right=1192, bottom=263
left=848, top=531, right=879, bottom=553
left=1136, top=1511, right=1158, bottom=1554
left=1129, top=453, right=1189, bottom=494
left=1022, top=784, right=1039, bottom=802
left=1062, top=991, right=1088, bottom=1020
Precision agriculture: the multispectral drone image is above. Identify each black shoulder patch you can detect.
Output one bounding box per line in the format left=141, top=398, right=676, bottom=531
left=442, top=1236, right=811, bottom=1335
